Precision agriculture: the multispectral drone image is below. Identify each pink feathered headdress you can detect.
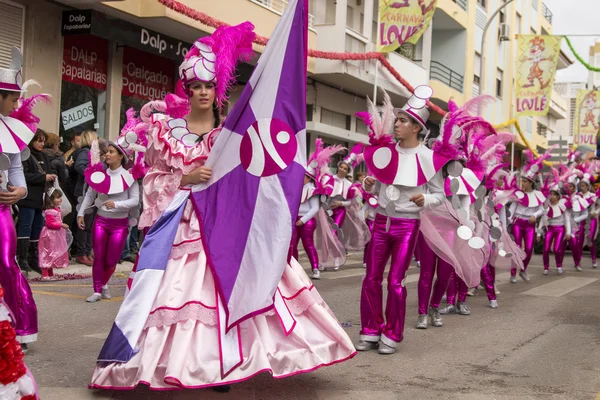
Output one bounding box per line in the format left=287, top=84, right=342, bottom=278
left=9, top=93, right=51, bottom=133
left=433, top=95, right=500, bottom=170
left=539, top=167, right=560, bottom=197
left=566, top=148, right=580, bottom=165
left=521, top=144, right=558, bottom=182
left=484, top=163, right=509, bottom=190
left=178, top=22, right=256, bottom=109
left=355, top=90, right=395, bottom=146
left=576, top=161, right=596, bottom=185
left=306, top=138, right=346, bottom=180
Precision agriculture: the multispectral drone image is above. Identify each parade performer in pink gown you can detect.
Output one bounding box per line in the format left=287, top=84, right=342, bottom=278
left=91, top=5, right=355, bottom=391
left=418, top=96, right=511, bottom=321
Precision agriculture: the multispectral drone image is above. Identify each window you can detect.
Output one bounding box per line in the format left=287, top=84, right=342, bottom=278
left=474, top=53, right=481, bottom=85
left=496, top=68, right=503, bottom=98
left=477, top=0, right=487, bottom=8
left=346, top=6, right=355, bottom=30
left=516, top=13, right=522, bottom=34
left=0, top=1, right=24, bottom=68
left=356, top=117, right=368, bottom=134
left=499, top=10, right=505, bottom=24
left=345, top=34, right=366, bottom=53
left=372, top=20, right=377, bottom=43
left=360, top=13, right=365, bottom=34
left=306, top=104, right=314, bottom=122
left=537, top=123, right=548, bottom=137
left=532, top=0, right=538, bottom=10
left=321, top=108, right=351, bottom=131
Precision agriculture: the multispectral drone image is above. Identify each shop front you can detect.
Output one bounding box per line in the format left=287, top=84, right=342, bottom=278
left=59, top=8, right=189, bottom=140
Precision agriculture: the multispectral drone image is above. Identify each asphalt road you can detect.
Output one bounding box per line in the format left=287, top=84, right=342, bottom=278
left=24, top=252, right=600, bottom=400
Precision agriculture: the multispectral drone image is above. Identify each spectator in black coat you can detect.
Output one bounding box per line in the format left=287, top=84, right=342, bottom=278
left=43, top=132, right=71, bottom=188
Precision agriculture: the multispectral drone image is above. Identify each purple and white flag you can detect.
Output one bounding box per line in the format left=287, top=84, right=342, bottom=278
left=191, top=0, right=308, bottom=332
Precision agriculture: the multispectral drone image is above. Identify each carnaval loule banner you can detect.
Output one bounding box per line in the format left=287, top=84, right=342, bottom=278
left=515, top=35, right=562, bottom=117
left=574, top=90, right=600, bottom=147
left=378, top=0, right=437, bottom=53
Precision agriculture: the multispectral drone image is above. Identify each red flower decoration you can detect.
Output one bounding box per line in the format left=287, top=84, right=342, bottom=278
left=0, top=319, right=26, bottom=386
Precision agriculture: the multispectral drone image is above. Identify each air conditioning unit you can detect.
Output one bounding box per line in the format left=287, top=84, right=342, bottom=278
left=499, top=23, right=510, bottom=41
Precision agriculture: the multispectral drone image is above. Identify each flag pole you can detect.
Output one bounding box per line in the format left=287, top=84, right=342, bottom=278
left=373, top=3, right=381, bottom=104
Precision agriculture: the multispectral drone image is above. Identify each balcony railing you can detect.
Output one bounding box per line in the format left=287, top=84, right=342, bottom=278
left=453, top=0, right=468, bottom=11
left=251, top=0, right=315, bottom=28
left=542, top=2, right=553, bottom=24
left=430, top=61, right=464, bottom=93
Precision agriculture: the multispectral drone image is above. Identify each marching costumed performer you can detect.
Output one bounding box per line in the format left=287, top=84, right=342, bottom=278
left=355, top=86, right=450, bottom=354
left=537, top=169, right=571, bottom=275
left=508, top=148, right=550, bottom=283
left=292, top=138, right=346, bottom=279
left=419, top=96, right=506, bottom=319
left=577, top=162, right=598, bottom=267
left=79, top=119, right=143, bottom=302
left=561, top=165, right=588, bottom=271
left=91, top=3, right=355, bottom=391
left=478, top=166, right=524, bottom=308
left=338, top=147, right=372, bottom=254
left=0, top=48, right=42, bottom=353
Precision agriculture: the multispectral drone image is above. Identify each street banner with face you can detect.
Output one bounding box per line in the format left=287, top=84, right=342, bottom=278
left=575, top=90, right=600, bottom=148
left=515, top=35, right=562, bottom=117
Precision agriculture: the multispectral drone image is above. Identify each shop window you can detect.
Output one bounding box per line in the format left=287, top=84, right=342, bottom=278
left=60, top=35, right=108, bottom=139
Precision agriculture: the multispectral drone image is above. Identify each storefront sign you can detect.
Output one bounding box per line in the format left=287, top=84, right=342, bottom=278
left=122, top=47, right=175, bottom=101
left=62, top=10, right=92, bottom=35
left=61, top=101, right=95, bottom=130
left=515, top=35, right=562, bottom=117
left=62, top=35, right=108, bottom=90
left=61, top=10, right=192, bottom=61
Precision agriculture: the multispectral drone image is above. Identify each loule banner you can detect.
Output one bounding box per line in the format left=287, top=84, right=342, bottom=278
left=378, top=0, right=437, bottom=53
left=575, top=90, right=600, bottom=147
left=515, top=35, right=562, bottom=117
